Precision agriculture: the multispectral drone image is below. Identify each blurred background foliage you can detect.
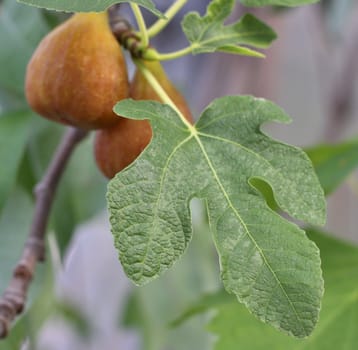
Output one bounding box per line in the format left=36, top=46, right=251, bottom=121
left=0, top=0, right=357, bottom=349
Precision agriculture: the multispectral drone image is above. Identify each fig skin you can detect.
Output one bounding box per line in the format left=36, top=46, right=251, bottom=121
left=94, top=60, right=193, bottom=179
left=25, top=12, right=129, bottom=130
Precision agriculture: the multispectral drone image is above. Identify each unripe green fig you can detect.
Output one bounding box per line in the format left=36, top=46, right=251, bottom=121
left=25, top=12, right=129, bottom=130
left=94, top=60, right=193, bottom=179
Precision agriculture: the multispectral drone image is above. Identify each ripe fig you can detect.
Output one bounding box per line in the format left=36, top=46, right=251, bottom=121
left=25, top=12, right=129, bottom=130
left=94, top=60, right=193, bottom=178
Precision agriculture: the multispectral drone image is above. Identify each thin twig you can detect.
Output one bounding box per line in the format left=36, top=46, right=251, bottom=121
left=0, top=127, right=88, bottom=339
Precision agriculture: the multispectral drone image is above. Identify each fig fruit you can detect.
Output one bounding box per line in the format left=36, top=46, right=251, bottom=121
left=25, top=12, right=129, bottom=130
left=94, top=60, right=193, bottom=179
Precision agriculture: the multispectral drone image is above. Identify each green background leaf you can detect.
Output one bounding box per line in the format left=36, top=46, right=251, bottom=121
left=0, top=0, right=50, bottom=98
left=239, top=0, right=319, bottom=7
left=182, top=0, right=276, bottom=55
left=17, top=0, right=163, bottom=17
left=202, top=229, right=358, bottom=349
left=50, top=135, right=107, bottom=254
left=306, top=138, right=358, bottom=195
left=0, top=189, right=34, bottom=295
left=0, top=110, right=34, bottom=214
left=108, top=96, right=325, bottom=337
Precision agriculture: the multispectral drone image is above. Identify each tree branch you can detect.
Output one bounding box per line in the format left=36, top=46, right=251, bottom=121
left=0, top=127, right=88, bottom=339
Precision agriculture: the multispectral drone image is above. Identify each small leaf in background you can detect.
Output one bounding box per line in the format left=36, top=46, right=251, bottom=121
left=0, top=110, right=34, bottom=214
left=182, top=0, right=276, bottom=56
left=108, top=96, right=326, bottom=337
left=192, top=229, right=357, bottom=350
left=170, top=290, right=232, bottom=328
left=306, top=139, right=358, bottom=195
left=239, top=0, right=319, bottom=7
left=0, top=189, right=33, bottom=295
left=51, top=136, right=107, bottom=255
left=17, top=0, right=164, bottom=17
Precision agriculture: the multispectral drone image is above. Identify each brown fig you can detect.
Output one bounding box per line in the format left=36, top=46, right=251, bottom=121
left=94, top=60, right=193, bottom=179
left=25, top=12, right=129, bottom=130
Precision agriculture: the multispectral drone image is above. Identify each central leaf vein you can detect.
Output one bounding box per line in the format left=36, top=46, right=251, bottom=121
left=198, top=131, right=274, bottom=170
left=194, top=132, right=305, bottom=333
left=196, top=29, right=271, bottom=49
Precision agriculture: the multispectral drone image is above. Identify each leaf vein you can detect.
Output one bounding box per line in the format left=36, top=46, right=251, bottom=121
left=138, top=134, right=194, bottom=277
left=194, top=132, right=306, bottom=335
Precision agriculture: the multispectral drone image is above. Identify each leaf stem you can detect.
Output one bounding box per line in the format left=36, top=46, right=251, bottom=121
left=130, top=3, right=149, bottom=47
left=147, top=0, right=188, bottom=38
left=143, top=46, right=194, bottom=61
left=134, top=59, right=193, bottom=130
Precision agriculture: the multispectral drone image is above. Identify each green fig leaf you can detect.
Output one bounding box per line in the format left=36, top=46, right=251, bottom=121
left=108, top=96, right=326, bottom=338
left=182, top=0, right=276, bottom=56
left=239, top=0, right=319, bottom=7
left=17, top=0, right=164, bottom=17
left=178, top=229, right=357, bottom=350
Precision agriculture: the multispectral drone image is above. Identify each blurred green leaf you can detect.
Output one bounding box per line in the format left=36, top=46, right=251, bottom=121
left=182, top=1, right=276, bottom=56
left=16, top=149, right=39, bottom=199
left=15, top=118, right=61, bottom=202
left=40, top=9, right=70, bottom=29
left=0, top=0, right=50, bottom=97
left=174, top=229, right=358, bottom=349
left=27, top=123, right=64, bottom=177
left=306, top=138, right=358, bottom=195
left=249, top=177, right=279, bottom=211
left=0, top=110, right=34, bottom=214
left=239, top=0, right=319, bottom=7
left=51, top=136, right=107, bottom=254
left=0, top=189, right=33, bottom=294
left=0, top=88, right=26, bottom=112
left=18, top=0, right=164, bottom=17
left=171, top=290, right=231, bottom=328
